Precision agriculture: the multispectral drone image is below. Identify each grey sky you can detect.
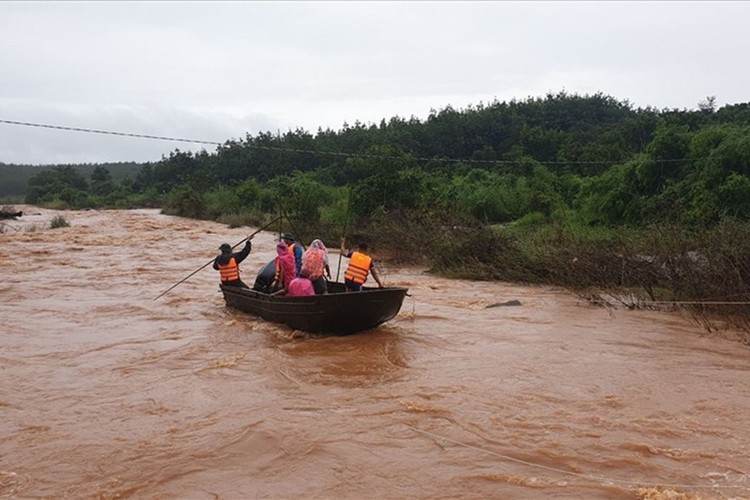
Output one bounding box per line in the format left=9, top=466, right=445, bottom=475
left=1, top=1, right=747, bottom=165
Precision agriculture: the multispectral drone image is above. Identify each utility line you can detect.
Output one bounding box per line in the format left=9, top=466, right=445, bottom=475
left=0, top=119, right=222, bottom=147
left=644, top=300, right=750, bottom=306
left=0, top=117, right=713, bottom=167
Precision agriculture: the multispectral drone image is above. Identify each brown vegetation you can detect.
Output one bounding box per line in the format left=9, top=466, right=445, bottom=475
left=345, top=211, right=750, bottom=341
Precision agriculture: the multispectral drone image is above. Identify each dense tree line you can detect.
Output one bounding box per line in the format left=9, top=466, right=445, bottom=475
left=13, top=91, right=750, bottom=229
left=125, top=91, right=750, bottom=229
left=0, top=162, right=142, bottom=201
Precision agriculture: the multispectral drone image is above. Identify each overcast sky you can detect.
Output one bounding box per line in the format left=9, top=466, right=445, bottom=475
left=1, top=1, right=748, bottom=165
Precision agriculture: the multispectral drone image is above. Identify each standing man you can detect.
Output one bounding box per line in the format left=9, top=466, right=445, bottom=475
left=340, top=238, right=384, bottom=291
left=213, top=234, right=253, bottom=287
left=281, top=232, right=303, bottom=277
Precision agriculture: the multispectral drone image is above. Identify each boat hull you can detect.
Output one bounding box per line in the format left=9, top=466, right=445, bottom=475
left=220, top=281, right=408, bottom=335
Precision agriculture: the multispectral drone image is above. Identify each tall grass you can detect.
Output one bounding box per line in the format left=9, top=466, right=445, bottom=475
left=49, top=215, right=70, bottom=229
left=358, top=210, right=750, bottom=339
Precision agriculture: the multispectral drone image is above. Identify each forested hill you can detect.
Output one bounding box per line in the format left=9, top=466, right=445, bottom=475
left=142, top=91, right=750, bottom=185
left=0, top=162, right=143, bottom=198
left=134, top=91, right=750, bottom=227
left=9, top=91, right=750, bottom=228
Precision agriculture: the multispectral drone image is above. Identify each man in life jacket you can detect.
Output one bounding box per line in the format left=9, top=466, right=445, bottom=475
left=213, top=234, right=254, bottom=287
left=340, top=238, right=384, bottom=291
left=280, top=232, right=303, bottom=277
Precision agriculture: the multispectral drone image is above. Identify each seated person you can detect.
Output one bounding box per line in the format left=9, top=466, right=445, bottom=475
left=301, top=238, right=331, bottom=294
left=273, top=270, right=315, bottom=297
left=269, top=241, right=296, bottom=293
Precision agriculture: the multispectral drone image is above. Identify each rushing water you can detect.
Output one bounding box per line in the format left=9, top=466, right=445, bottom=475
left=2, top=207, right=750, bottom=499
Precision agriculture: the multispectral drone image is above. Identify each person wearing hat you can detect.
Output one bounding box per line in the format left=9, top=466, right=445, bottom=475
left=280, top=232, right=303, bottom=277
left=212, top=234, right=254, bottom=287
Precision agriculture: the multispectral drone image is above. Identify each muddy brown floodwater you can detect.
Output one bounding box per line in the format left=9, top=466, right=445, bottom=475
left=2, top=207, right=750, bottom=499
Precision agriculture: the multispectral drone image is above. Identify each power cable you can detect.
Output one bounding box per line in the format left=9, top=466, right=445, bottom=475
left=0, top=119, right=222, bottom=146
left=0, top=118, right=705, bottom=167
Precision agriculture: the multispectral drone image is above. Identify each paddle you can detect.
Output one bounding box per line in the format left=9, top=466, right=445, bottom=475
left=153, top=216, right=281, bottom=301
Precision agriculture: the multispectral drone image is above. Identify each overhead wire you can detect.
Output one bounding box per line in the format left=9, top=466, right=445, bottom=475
left=0, top=117, right=703, bottom=167
left=645, top=300, right=750, bottom=305
left=0, top=119, right=222, bottom=147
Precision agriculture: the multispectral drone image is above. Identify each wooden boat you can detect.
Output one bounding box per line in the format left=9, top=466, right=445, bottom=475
left=219, top=280, right=409, bottom=335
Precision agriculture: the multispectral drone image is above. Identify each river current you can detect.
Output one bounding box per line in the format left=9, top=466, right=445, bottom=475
left=1, top=207, right=750, bottom=499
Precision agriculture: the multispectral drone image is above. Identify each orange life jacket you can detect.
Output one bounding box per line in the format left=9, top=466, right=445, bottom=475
left=218, top=257, right=240, bottom=282
left=344, top=251, right=372, bottom=284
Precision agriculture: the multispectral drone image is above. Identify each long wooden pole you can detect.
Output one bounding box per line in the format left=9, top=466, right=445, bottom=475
left=278, top=205, right=307, bottom=252
left=153, top=216, right=280, bottom=301
left=336, top=186, right=353, bottom=282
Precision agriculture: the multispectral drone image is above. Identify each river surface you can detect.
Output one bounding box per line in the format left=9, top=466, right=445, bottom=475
left=2, top=207, right=750, bottom=499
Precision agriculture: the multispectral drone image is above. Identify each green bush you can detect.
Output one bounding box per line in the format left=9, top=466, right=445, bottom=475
left=203, top=187, right=241, bottom=220
left=162, top=185, right=205, bottom=218
left=49, top=215, right=70, bottom=229
left=217, top=210, right=267, bottom=229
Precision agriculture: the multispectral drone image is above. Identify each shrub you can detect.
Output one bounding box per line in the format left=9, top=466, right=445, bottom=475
left=49, top=215, right=70, bottom=229
left=162, top=185, right=205, bottom=218
left=203, top=187, right=241, bottom=220
left=217, top=210, right=267, bottom=229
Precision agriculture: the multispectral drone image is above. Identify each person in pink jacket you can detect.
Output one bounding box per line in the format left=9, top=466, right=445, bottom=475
left=270, top=241, right=296, bottom=294
left=274, top=268, right=315, bottom=297
left=301, top=238, right=331, bottom=294
left=287, top=272, right=316, bottom=297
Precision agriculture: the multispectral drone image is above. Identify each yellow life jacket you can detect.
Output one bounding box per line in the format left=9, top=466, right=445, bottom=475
left=218, top=257, right=240, bottom=282
left=344, top=251, right=372, bottom=284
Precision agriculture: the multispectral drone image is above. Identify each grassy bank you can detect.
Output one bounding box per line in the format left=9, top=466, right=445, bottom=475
left=357, top=210, right=750, bottom=341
